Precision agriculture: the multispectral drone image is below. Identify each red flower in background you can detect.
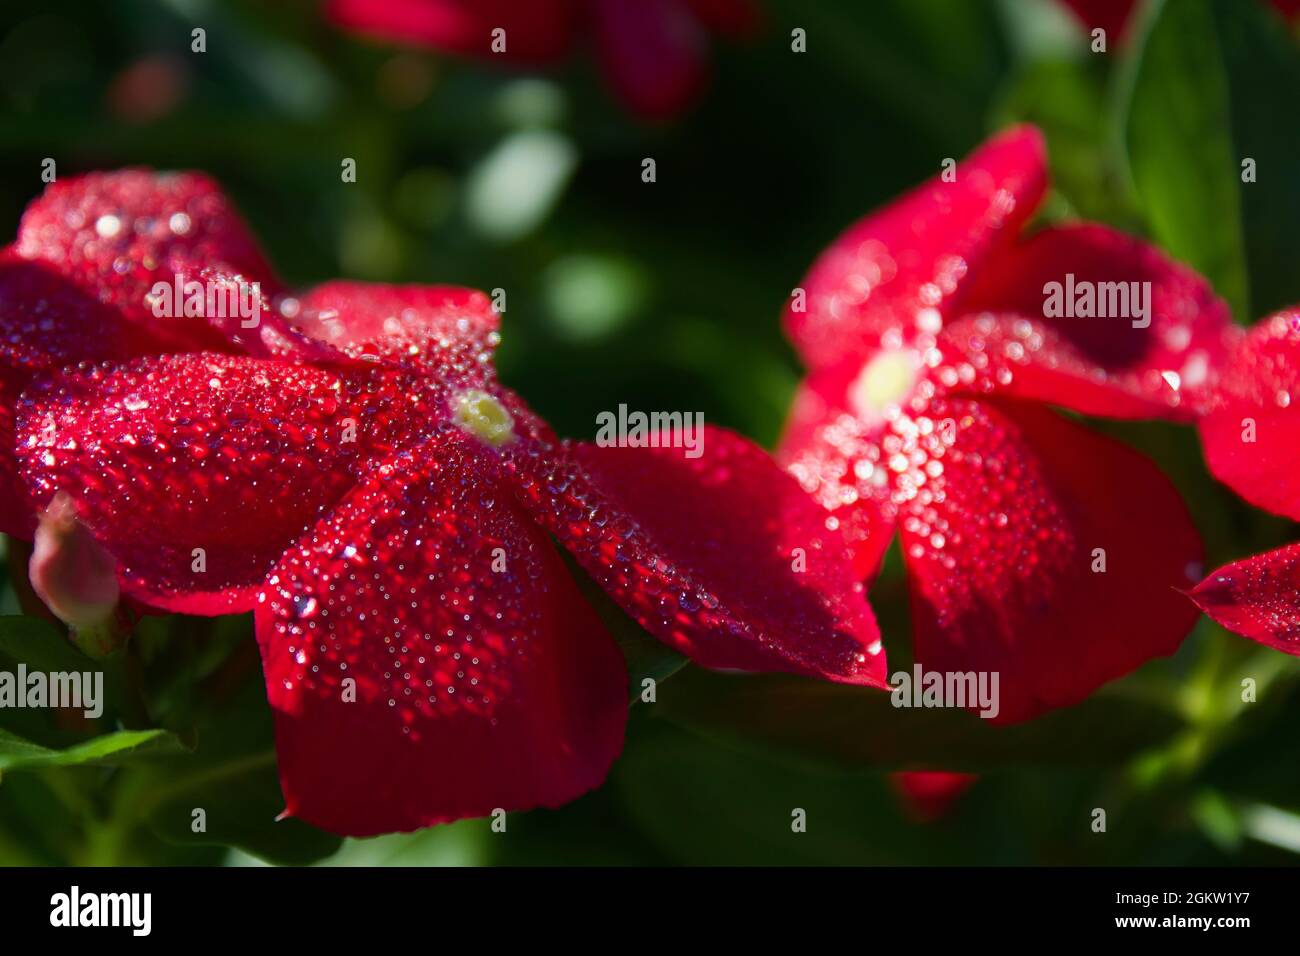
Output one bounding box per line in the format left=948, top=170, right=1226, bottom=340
left=1189, top=310, right=1300, bottom=655
left=891, top=771, right=977, bottom=823
left=1057, top=0, right=1138, bottom=38
left=779, top=125, right=1237, bottom=724
left=326, top=0, right=759, bottom=119
left=1059, top=0, right=1300, bottom=40
left=0, top=170, right=884, bottom=835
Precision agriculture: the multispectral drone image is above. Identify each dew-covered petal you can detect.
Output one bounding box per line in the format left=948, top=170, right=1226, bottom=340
left=778, top=370, right=900, bottom=580
left=512, top=425, right=888, bottom=687
left=16, top=353, right=433, bottom=614
left=10, top=170, right=330, bottom=360
left=14, top=171, right=271, bottom=342
left=257, top=437, right=627, bottom=836
left=900, top=397, right=1202, bottom=724
left=590, top=0, right=709, bottom=119
left=1198, top=310, right=1300, bottom=522
left=951, top=224, right=1237, bottom=418
left=0, top=254, right=178, bottom=372
left=0, top=250, right=183, bottom=538
left=1189, top=544, right=1300, bottom=656
left=785, top=125, right=1047, bottom=370
left=0, top=370, right=34, bottom=537
left=326, top=0, right=579, bottom=62
left=292, top=281, right=500, bottom=375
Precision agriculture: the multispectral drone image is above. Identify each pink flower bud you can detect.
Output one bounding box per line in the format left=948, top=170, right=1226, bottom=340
left=29, top=492, right=120, bottom=632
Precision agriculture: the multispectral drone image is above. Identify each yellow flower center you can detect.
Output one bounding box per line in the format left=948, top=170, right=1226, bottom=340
left=848, top=349, right=918, bottom=419
left=453, top=390, right=515, bottom=446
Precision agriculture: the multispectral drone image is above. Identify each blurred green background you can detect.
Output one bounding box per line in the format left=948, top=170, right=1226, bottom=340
left=1, top=0, right=1300, bottom=865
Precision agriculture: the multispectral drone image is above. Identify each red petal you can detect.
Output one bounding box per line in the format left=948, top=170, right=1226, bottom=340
left=512, top=425, right=888, bottom=687
left=16, top=354, right=433, bottom=614
left=327, top=0, right=578, bottom=63
left=591, top=0, right=710, bottom=119
left=1190, top=544, right=1300, bottom=656
left=0, top=254, right=168, bottom=372
left=0, top=370, right=34, bottom=537
left=1198, top=310, right=1300, bottom=521
left=778, top=372, right=899, bottom=580
left=11, top=170, right=327, bottom=361
left=15, top=171, right=271, bottom=339
left=890, top=771, right=977, bottom=823
left=292, top=281, right=500, bottom=372
left=257, top=437, right=627, bottom=835
left=785, top=126, right=1047, bottom=370
left=953, top=224, right=1237, bottom=418
left=900, top=397, right=1202, bottom=723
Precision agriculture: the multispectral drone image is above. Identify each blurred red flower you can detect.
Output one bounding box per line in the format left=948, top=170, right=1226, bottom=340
left=326, top=0, right=759, bottom=119
left=891, top=771, right=977, bottom=823
left=1060, top=0, right=1300, bottom=40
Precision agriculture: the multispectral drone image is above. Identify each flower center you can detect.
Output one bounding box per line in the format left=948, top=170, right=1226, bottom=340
left=848, top=349, right=918, bottom=419
left=453, top=389, right=515, bottom=446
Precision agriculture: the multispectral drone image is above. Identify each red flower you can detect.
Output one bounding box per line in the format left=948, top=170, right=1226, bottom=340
left=1189, top=310, right=1300, bottom=655
left=779, top=125, right=1235, bottom=724
left=0, top=170, right=885, bottom=835
left=325, top=0, right=759, bottom=119
left=890, top=771, right=977, bottom=823
left=1056, top=0, right=1138, bottom=39
left=1059, top=0, right=1300, bottom=40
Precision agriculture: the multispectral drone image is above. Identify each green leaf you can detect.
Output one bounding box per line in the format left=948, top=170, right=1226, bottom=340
left=128, top=676, right=342, bottom=865
left=0, top=615, right=93, bottom=674
left=138, top=748, right=340, bottom=866
left=776, top=0, right=1010, bottom=146
left=616, top=721, right=1030, bottom=864
left=1124, top=0, right=1300, bottom=322
left=1195, top=677, right=1300, bottom=812
left=0, top=727, right=184, bottom=771
left=0, top=615, right=137, bottom=743
left=658, top=668, right=1184, bottom=771
left=289, top=821, right=486, bottom=867
left=993, top=57, right=1141, bottom=229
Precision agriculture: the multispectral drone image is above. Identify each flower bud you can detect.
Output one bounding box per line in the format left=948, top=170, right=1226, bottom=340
left=29, top=492, right=122, bottom=653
